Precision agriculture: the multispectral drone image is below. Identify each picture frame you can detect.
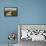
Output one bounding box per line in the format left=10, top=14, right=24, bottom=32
left=4, top=7, right=18, bottom=16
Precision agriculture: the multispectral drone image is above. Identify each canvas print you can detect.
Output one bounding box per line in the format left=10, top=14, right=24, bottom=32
left=4, top=7, right=18, bottom=16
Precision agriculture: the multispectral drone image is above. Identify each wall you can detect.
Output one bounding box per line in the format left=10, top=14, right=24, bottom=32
left=0, top=0, right=46, bottom=44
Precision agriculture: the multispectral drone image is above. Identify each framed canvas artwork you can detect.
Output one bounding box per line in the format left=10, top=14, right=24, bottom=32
left=4, top=7, right=18, bottom=16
